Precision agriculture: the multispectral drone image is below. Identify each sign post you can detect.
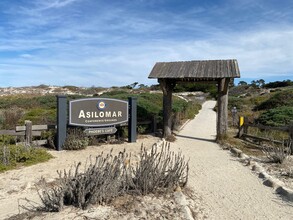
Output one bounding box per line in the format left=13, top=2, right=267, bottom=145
left=128, top=97, right=137, bottom=143
left=56, top=95, right=67, bottom=151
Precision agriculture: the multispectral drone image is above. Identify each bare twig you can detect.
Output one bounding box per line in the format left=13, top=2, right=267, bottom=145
left=262, top=139, right=291, bottom=164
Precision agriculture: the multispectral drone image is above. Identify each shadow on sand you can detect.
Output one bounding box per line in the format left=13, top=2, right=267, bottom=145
left=175, top=134, right=216, bottom=143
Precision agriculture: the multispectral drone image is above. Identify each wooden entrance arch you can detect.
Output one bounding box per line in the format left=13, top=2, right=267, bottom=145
left=148, top=59, right=240, bottom=140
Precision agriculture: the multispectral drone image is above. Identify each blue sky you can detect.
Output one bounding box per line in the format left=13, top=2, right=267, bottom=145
left=0, top=0, right=293, bottom=87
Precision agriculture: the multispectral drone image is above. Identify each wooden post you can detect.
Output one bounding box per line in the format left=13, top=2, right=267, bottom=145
left=159, top=79, right=176, bottom=138
left=128, top=97, right=137, bottom=143
left=238, top=116, right=244, bottom=138
left=56, top=95, right=67, bottom=151
left=25, top=120, right=32, bottom=146
left=217, top=78, right=230, bottom=140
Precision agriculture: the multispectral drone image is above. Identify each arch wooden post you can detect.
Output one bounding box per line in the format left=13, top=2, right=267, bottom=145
left=217, top=78, right=230, bottom=140
left=159, top=79, right=176, bottom=138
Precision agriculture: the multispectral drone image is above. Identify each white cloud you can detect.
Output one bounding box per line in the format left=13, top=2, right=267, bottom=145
left=0, top=0, right=293, bottom=87
left=26, top=0, right=80, bottom=12
left=19, top=54, right=33, bottom=59
left=2, top=24, right=293, bottom=87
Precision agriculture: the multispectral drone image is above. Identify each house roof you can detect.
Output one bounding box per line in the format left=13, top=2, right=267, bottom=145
left=148, top=59, right=240, bottom=80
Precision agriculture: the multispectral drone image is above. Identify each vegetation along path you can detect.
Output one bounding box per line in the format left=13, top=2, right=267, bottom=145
left=173, top=100, right=293, bottom=219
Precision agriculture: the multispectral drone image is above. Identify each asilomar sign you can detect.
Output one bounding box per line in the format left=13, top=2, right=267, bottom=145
left=69, top=98, right=128, bottom=127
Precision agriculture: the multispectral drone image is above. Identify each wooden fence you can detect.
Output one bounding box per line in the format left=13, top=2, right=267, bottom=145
left=0, top=120, right=55, bottom=146
left=238, top=117, right=293, bottom=147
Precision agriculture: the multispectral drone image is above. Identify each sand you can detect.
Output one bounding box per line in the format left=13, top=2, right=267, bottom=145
left=0, top=136, right=160, bottom=219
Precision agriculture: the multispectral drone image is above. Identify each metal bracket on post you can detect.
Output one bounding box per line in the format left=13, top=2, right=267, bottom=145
left=128, top=97, right=137, bottom=143
left=56, top=95, right=67, bottom=151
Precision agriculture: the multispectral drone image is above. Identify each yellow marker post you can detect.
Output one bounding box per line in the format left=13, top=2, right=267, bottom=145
left=239, top=116, right=244, bottom=127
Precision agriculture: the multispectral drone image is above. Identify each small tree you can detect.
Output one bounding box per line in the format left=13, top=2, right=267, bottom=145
left=257, top=79, right=265, bottom=88
left=238, top=81, right=248, bottom=86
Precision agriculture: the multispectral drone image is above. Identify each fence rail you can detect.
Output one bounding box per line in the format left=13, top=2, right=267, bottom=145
left=0, top=121, right=53, bottom=146
left=238, top=116, right=293, bottom=147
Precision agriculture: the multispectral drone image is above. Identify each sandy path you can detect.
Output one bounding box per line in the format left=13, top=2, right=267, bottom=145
left=173, top=100, right=293, bottom=219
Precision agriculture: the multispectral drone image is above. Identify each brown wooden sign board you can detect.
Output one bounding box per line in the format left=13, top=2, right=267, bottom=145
left=69, top=98, right=128, bottom=127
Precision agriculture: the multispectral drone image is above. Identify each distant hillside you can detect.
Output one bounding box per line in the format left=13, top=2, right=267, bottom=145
left=0, top=85, right=107, bottom=97
left=228, top=84, right=293, bottom=126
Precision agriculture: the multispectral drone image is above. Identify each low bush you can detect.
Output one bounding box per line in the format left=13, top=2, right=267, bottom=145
left=255, top=89, right=293, bottom=110
left=0, top=107, right=24, bottom=129
left=63, top=128, right=89, bottom=150
left=129, top=143, right=188, bottom=195
left=263, top=80, right=293, bottom=89
left=0, top=145, right=53, bottom=172
left=174, top=82, right=217, bottom=95
left=228, top=96, right=247, bottom=111
left=37, top=142, right=189, bottom=211
left=256, top=106, right=293, bottom=126
left=20, top=108, right=56, bottom=125
left=262, top=140, right=292, bottom=164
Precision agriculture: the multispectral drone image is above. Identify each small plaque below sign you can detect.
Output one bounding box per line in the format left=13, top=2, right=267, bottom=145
left=84, top=127, right=117, bottom=136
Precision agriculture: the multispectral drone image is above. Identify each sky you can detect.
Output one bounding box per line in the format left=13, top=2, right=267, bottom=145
left=0, top=0, right=293, bottom=88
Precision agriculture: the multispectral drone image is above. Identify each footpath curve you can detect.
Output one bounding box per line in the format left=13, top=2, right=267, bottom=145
left=172, top=100, right=293, bottom=219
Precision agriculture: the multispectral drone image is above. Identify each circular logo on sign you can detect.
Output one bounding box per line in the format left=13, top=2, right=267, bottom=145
left=97, top=101, right=106, bottom=110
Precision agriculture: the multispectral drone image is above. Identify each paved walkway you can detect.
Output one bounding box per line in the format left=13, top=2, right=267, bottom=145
left=173, top=101, right=293, bottom=219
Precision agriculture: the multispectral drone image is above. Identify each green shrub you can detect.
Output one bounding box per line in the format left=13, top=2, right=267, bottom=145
left=35, top=96, right=57, bottom=109
left=100, top=90, right=129, bottom=96
left=0, top=135, right=17, bottom=145
left=0, top=95, right=57, bottom=109
left=255, top=89, right=293, bottom=110
left=256, top=106, right=293, bottom=126
left=263, top=80, right=293, bottom=88
left=250, top=95, right=270, bottom=106
left=0, top=145, right=53, bottom=172
left=63, top=128, right=89, bottom=150
left=228, top=96, right=245, bottom=110
left=174, top=82, right=217, bottom=93
left=184, top=102, right=201, bottom=119
left=229, top=85, right=250, bottom=96
left=21, top=108, right=56, bottom=125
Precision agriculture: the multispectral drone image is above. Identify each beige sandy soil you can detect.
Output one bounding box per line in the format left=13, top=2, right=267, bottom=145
left=0, top=136, right=161, bottom=219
